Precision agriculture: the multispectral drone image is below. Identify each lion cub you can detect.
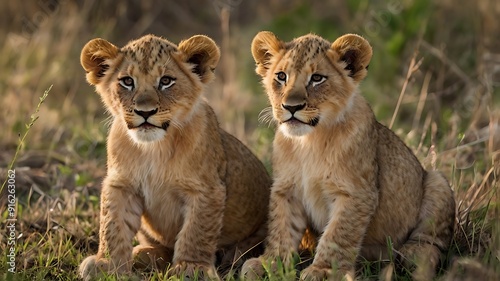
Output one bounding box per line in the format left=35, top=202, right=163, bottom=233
left=241, top=32, right=456, bottom=281
left=78, top=34, right=270, bottom=280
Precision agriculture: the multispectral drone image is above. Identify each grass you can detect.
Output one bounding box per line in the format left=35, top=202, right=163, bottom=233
left=1, top=0, right=499, bottom=280
left=0, top=86, right=51, bottom=195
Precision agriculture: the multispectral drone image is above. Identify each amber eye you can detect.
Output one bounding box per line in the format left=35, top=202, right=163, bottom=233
left=118, top=77, right=134, bottom=90
left=159, top=76, right=176, bottom=90
left=310, top=74, right=326, bottom=86
left=275, top=72, right=287, bottom=83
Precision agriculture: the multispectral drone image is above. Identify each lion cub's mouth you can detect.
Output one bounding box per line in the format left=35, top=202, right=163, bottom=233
left=130, top=121, right=170, bottom=130
left=283, top=116, right=319, bottom=127
left=284, top=117, right=306, bottom=125
left=138, top=122, right=159, bottom=129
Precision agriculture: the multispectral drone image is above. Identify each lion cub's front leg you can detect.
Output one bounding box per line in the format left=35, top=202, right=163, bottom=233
left=300, top=187, right=378, bottom=281
left=79, top=179, right=143, bottom=280
left=168, top=180, right=226, bottom=281
left=241, top=183, right=307, bottom=279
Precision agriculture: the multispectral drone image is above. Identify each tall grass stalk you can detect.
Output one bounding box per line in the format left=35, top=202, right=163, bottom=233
left=0, top=85, right=51, bottom=193
left=389, top=54, right=422, bottom=130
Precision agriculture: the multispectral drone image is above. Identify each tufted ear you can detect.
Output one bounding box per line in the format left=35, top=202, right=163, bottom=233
left=251, top=31, right=285, bottom=77
left=81, top=38, right=119, bottom=85
left=178, top=35, right=220, bottom=84
left=331, top=34, right=372, bottom=83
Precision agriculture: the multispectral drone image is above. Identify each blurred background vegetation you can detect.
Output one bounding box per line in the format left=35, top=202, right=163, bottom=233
left=0, top=0, right=499, bottom=279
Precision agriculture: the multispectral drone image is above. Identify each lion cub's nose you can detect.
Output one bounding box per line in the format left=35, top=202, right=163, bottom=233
left=134, top=108, right=158, bottom=119
left=282, top=103, right=305, bottom=114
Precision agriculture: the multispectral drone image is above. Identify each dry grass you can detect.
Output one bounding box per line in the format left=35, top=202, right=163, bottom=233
left=0, top=0, right=499, bottom=280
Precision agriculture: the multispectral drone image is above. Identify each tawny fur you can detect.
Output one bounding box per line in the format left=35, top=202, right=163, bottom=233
left=241, top=32, right=456, bottom=281
left=78, top=34, right=271, bottom=280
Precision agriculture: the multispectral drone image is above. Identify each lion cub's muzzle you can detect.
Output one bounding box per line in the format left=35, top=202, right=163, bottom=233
left=126, top=107, right=169, bottom=131
left=126, top=105, right=170, bottom=143
left=281, top=103, right=319, bottom=127
left=127, top=92, right=170, bottom=132
left=132, top=108, right=169, bottom=130
left=135, top=108, right=158, bottom=119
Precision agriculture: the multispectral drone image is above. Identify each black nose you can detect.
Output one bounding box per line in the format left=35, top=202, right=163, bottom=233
left=282, top=103, right=305, bottom=114
left=134, top=108, right=158, bottom=119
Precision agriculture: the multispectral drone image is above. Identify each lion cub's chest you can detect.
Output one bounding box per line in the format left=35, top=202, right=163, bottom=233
left=130, top=157, right=185, bottom=246
left=299, top=177, right=331, bottom=231
left=141, top=184, right=184, bottom=246
left=290, top=149, right=339, bottom=231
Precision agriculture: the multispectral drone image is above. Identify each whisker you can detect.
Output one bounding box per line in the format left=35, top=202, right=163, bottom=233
left=258, top=106, right=276, bottom=127
left=170, top=119, right=184, bottom=135
left=103, top=115, right=114, bottom=128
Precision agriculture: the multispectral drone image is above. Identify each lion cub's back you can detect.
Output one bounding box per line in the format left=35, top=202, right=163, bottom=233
left=218, top=129, right=271, bottom=245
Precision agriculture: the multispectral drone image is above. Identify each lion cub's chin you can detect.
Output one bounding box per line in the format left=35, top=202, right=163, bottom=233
left=128, top=127, right=166, bottom=143
left=279, top=122, right=314, bottom=137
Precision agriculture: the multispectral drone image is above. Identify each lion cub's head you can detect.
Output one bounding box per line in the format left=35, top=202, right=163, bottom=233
left=81, top=34, right=220, bottom=143
left=251, top=32, right=372, bottom=137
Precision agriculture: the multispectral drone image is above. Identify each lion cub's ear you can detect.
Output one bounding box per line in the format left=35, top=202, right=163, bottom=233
left=178, top=35, right=220, bottom=84
left=331, top=34, right=372, bottom=83
left=251, top=31, right=285, bottom=77
left=81, top=38, right=119, bottom=85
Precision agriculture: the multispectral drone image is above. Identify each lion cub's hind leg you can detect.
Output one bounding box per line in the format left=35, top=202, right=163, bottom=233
left=397, top=171, right=455, bottom=281
left=217, top=223, right=267, bottom=277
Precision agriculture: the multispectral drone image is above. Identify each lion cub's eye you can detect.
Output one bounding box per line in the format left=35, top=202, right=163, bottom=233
left=159, top=76, right=176, bottom=90
left=275, top=72, right=287, bottom=84
left=119, top=77, right=135, bottom=91
left=310, top=74, right=327, bottom=86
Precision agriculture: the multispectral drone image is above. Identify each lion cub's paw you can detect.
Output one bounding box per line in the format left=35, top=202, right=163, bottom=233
left=300, top=264, right=354, bottom=281
left=79, top=255, right=135, bottom=281
left=300, top=265, right=331, bottom=281
left=169, top=261, right=220, bottom=281
left=241, top=257, right=267, bottom=280
left=241, top=256, right=297, bottom=280
left=79, top=255, right=111, bottom=281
